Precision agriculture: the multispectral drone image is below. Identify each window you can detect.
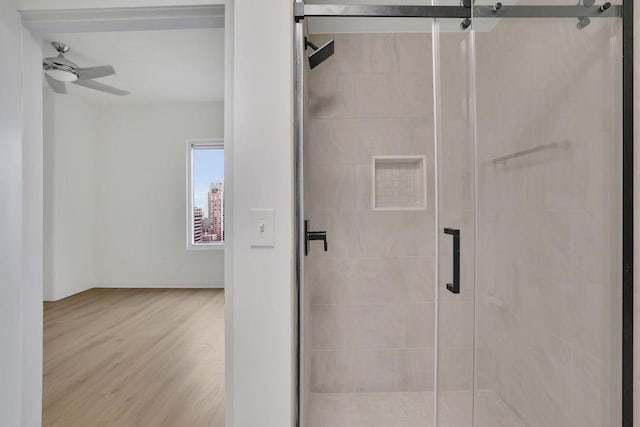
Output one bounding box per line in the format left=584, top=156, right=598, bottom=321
left=187, top=140, right=224, bottom=249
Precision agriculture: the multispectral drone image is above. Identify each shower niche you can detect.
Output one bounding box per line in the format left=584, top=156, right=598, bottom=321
left=372, top=155, right=427, bottom=211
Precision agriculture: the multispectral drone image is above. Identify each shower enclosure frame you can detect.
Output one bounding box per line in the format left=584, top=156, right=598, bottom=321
left=293, top=1, right=634, bottom=425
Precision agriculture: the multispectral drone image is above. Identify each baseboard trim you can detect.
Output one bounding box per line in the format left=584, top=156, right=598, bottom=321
left=94, top=282, right=224, bottom=289
left=44, top=283, right=224, bottom=301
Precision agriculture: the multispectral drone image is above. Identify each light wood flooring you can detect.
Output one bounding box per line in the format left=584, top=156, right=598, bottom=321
left=43, top=288, right=225, bottom=427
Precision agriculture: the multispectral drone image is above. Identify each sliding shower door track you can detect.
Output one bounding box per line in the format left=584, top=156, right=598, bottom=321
left=294, top=4, right=622, bottom=20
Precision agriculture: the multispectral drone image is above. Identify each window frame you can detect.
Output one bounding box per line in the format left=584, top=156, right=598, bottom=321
left=186, top=139, right=225, bottom=250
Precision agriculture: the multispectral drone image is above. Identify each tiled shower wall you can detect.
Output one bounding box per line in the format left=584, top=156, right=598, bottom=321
left=475, top=18, right=621, bottom=427
left=304, top=33, right=438, bottom=394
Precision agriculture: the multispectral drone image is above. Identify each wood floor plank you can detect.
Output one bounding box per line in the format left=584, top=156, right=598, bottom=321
left=43, top=288, right=225, bottom=427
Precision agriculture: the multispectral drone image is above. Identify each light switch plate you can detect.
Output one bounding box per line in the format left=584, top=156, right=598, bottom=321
left=250, top=208, right=275, bottom=247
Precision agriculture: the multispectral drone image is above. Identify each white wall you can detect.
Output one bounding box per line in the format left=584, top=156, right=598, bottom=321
left=1, top=1, right=43, bottom=425
left=231, top=0, right=294, bottom=425
left=0, top=2, right=26, bottom=424
left=22, top=27, right=44, bottom=427
left=94, top=102, right=225, bottom=288
left=44, top=98, right=225, bottom=300
left=44, top=89, right=97, bottom=301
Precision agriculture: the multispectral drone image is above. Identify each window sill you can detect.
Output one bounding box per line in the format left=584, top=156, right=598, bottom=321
left=187, top=243, right=225, bottom=251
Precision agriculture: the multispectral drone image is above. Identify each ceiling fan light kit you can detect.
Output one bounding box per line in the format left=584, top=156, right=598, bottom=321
left=42, top=41, right=130, bottom=96
left=44, top=68, right=78, bottom=83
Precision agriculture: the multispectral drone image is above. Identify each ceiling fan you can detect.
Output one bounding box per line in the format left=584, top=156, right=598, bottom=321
left=43, top=41, right=130, bottom=96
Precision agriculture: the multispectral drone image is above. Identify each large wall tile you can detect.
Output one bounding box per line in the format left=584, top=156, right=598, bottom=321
left=404, top=303, right=436, bottom=348
left=395, top=33, right=432, bottom=73
left=437, top=300, right=474, bottom=349
left=344, top=257, right=434, bottom=304
left=347, top=304, right=403, bottom=349
left=305, top=161, right=356, bottom=214
left=351, top=350, right=403, bottom=392
left=308, top=72, right=355, bottom=119
left=404, top=348, right=435, bottom=391
left=306, top=118, right=433, bottom=166
left=305, top=257, right=348, bottom=305
left=310, top=351, right=352, bottom=393
left=439, top=348, right=473, bottom=391
left=311, top=304, right=348, bottom=350
left=353, top=72, right=433, bottom=119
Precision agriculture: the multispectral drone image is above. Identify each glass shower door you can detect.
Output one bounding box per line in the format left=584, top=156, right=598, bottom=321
left=299, top=3, right=626, bottom=427
left=433, top=15, right=477, bottom=427
left=472, top=4, right=623, bottom=427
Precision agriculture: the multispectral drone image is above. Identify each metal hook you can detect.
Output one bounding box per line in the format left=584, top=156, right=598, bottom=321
left=599, top=2, right=611, bottom=13
left=493, top=2, right=503, bottom=13
left=460, top=18, right=472, bottom=31
left=577, top=17, right=591, bottom=30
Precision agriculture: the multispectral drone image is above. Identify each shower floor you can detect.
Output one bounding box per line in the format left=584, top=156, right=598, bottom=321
left=306, top=390, right=524, bottom=427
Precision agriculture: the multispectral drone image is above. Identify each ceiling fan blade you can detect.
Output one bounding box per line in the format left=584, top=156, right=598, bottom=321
left=75, top=65, right=116, bottom=81
left=45, top=73, right=67, bottom=94
left=72, top=79, right=130, bottom=96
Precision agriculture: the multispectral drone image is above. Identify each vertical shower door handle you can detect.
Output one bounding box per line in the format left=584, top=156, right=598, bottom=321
left=444, top=228, right=460, bottom=294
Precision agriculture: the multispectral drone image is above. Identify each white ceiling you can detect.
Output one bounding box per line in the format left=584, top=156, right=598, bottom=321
left=44, top=28, right=225, bottom=104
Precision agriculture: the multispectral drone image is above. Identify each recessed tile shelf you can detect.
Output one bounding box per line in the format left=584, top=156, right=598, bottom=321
left=372, top=155, right=427, bottom=211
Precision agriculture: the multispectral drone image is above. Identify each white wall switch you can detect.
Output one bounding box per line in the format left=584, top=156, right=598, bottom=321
left=250, top=208, right=275, bottom=247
